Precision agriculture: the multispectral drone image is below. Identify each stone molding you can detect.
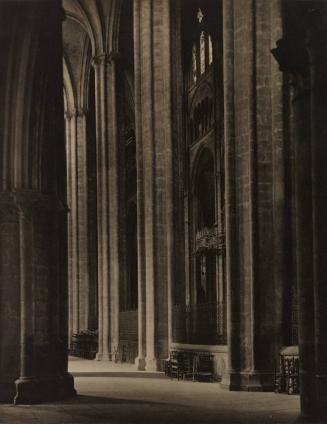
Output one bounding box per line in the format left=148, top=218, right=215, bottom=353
left=64, top=108, right=88, bottom=120
left=91, top=53, right=108, bottom=67
left=91, top=51, right=121, bottom=67
left=91, top=51, right=120, bottom=67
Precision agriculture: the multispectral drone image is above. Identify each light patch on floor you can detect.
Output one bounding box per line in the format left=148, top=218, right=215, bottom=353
left=0, top=358, right=303, bottom=423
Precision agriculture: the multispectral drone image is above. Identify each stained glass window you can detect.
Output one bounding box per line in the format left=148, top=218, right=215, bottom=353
left=208, top=34, right=213, bottom=65
left=192, top=43, right=197, bottom=83
left=197, top=8, right=204, bottom=23
left=200, top=31, right=205, bottom=74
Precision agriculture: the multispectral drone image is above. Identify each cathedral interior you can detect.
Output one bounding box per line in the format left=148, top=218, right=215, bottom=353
left=1, top=0, right=327, bottom=422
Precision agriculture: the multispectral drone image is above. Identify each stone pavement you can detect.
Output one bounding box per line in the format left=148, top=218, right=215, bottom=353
left=0, top=358, right=303, bottom=424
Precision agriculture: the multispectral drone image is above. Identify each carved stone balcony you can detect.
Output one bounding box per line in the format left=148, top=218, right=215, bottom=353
left=195, top=227, right=225, bottom=255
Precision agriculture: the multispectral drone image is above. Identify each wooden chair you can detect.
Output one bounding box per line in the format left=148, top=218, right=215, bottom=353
left=181, top=351, right=194, bottom=380
left=193, top=353, right=215, bottom=382
left=169, top=350, right=184, bottom=380
left=163, top=358, right=171, bottom=376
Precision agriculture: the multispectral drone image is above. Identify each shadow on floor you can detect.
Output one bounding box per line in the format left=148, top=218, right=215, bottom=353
left=71, top=372, right=165, bottom=378
left=58, top=394, right=166, bottom=406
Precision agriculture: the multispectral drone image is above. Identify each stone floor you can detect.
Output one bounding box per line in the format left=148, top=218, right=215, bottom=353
left=0, top=358, right=304, bottom=424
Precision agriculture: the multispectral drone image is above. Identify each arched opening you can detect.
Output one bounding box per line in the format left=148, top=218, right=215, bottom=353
left=194, top=153, right=216, bottom=306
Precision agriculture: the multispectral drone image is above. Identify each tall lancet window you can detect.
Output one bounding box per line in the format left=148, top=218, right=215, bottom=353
left=197, top=7, right=203, bottom=23
left=200, top=31, right=206, bottom=74
left=208, top=34, right=213, bottom=65
left=192, top=43, right=197, bottom=83
left=187, top=7, right=214, bottom=87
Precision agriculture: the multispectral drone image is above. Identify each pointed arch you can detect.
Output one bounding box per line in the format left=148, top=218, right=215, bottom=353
left=63, top=55, right=76, bottom=115
left=63, top=0, right=104, bottom=56
left=106, top=0, right=123, bottom=54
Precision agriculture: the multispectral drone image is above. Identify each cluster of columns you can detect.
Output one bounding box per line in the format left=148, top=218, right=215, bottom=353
left=272, top=1, right=327, bottom=418
left=75, top=0, right=175, bottom=370
left=92, top=52, right=120, bottom=360
left=65, top=108, right=91, bottom=340
left=64, top=50, right=122, bottom=361
left=221, top=0, right=285, bottom=391
left=133, top=0, right=174, bottom=370
left=0, top=1, right=75, bottom=403
left=2, top=1, right=327, bottom=420
left=222, top=4, right=327, bottom=416
left=64, top=0, right=175, bottom=370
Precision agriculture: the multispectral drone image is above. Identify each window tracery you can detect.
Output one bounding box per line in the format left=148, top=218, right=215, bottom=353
left=197, top=8, right=204, bottom=23
left=192, top=43, right=197, bottom=83
left=188, top=9, right=214, bottom=86
left=200, top=31, right=206, bottom=74
left=189, top=96, right=214, bottom=144
left=208, top=34, right=213, bottom=65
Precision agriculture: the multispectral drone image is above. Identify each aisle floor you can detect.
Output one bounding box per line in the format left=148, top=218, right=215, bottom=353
left=0, top=358, right=303, bottom=424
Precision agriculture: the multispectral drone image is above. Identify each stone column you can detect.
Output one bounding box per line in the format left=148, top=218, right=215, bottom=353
left=65, top=108, right=90, bottom=337
left=75, top=109, right=90, bottom=331
left=272, top=4, right=327, bottom=416
left=93, top=54, right=109, bottom=360
left=0, top=200, right=21, bottom=401
left=170, top=0, right=186, bottom=339
left=221, top=0, right=239, bottom=389
left=270, top=0, right=288, bottom=356
left=92, top=53, right=120, bottom=360
left=222, top=0, right=279, bottom=390
left=106, top=53, right=120, bottom=359
left=65, top=112, right=78, bottom=344
left=292, top=72, right=315, bottom=418
left=134, top=0, right=174, bottom=370
left=133, top=0, right=146, bottom=370
left=308, top=11, right=327, bottom=418
left=13, top=194, right=75, bottom=404
left=0, top=0, right=75, bottom=403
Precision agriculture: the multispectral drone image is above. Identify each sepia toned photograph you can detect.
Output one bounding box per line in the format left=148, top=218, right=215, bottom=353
left=0, top=0, right=326, bottom=422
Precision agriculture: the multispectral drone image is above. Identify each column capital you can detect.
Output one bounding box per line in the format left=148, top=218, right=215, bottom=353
left=271, top=3, right=327, bottom=92
left=64, top=110, right=75, bottom=120
left=91, top=51, right=121, bottom=67
left=271, top=38, right=309, bottom=79
left=64, top=108, right=87, bottom=120
left=76, top=107, right=87, bottom=117
left=91, top=53, right=108, bottom=67
left=271, top=38, right=310, bottom=99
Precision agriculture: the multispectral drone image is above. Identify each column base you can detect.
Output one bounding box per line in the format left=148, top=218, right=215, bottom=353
left=144, top=357, right=163, bottom=372
left=0, top=380, right=16, bottom=403
left=14, top=373, right=76, bottom=405
left=95, top=353, right=111, bottom=361
left=220, top=370, right=274, bottom=392
left=135, top=356, right=146, bottom=371
left=316, top=374, right=327, bottom=413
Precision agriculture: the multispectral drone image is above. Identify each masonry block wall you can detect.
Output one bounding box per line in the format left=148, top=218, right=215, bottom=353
left=0, top=0, right=75, bottom=403
left=223, top=0, right=286, bottom=390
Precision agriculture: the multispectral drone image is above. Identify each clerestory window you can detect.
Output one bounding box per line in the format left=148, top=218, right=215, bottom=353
left=189, top=8, right=214, bottom=86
